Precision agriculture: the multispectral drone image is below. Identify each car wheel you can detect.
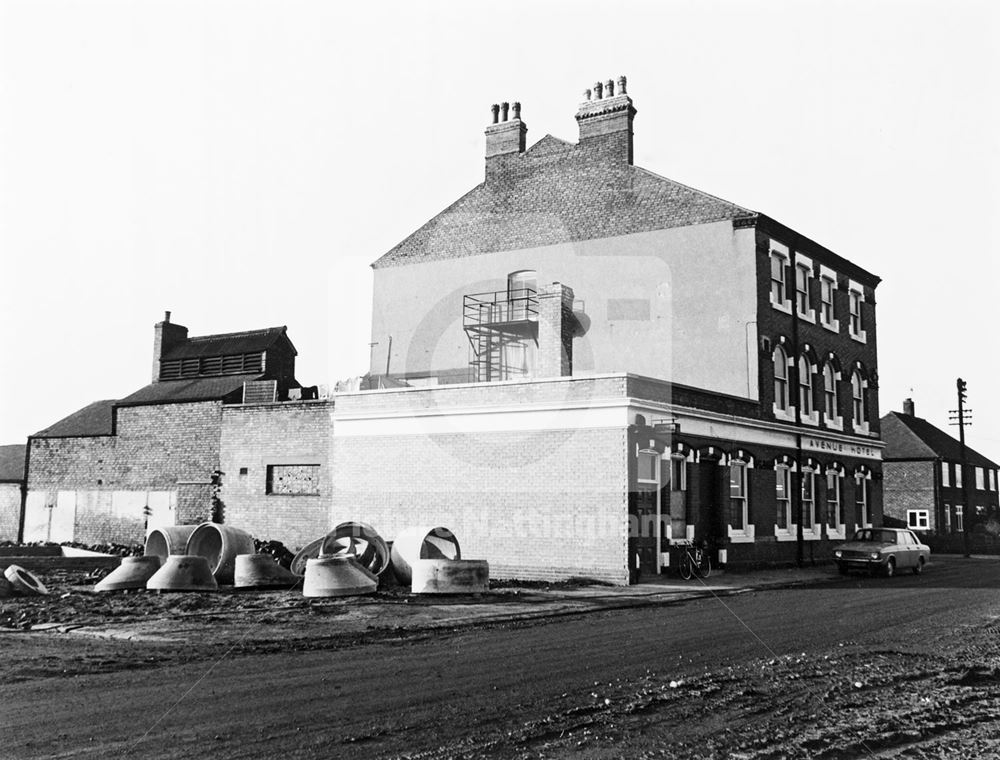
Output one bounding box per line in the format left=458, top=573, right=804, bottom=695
left=913, top=557, right=925, bottom=575
left=884, top=557, right=896, bottom=578
left=837, top=562, right=848, bottom=576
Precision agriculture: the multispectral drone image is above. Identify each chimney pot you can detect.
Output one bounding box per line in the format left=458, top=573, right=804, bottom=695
left=584, top=88, right=592, bottom=101
left=500, top=102, right=509, bottom=122
left=164, top=310, right=171, bottom=323
left=617, top=75, right=627, bottom=95
left=605, top=79, right=614, bottom=96
left=490, top=104, right=500, bottom=124
left=594, top=81, right=603, bottom=99
left=903, top=398, right=915, bottom=416
left=512, top=101, right=521, bottom=120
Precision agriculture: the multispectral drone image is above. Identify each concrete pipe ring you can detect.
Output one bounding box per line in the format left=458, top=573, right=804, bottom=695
left=184, top=523, right=256, bottom=585
left=4, top=564, right=49, bottom=596
left=320, top=522, right=390, bottom=576
left=390, top=526, right=461, bottom=585
left=290, top=537, right=325, bottom=577
left=144, top=525, right=198, bottom=560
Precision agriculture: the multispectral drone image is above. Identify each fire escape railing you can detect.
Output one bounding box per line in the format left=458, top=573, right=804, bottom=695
left=463, top=288, right=538, bottom=382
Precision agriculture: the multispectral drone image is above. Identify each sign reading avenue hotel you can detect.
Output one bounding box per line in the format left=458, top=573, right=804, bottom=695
left=802, top=435, right=881, bottom=460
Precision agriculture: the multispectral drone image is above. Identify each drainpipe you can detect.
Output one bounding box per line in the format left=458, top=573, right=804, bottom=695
left=790, top=251, right=804, bottom=567
left=17, top=437, right=31, bottom=544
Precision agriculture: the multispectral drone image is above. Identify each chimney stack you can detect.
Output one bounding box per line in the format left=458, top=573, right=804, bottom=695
left=152, top=311, right=188, bottom=382
left=903, top=398, right=915, bottom=416
left=485, top=99, right=527, bottom=179
left=575, top=74, right=636, bottom=164
left=536, top=283, right=575, bottom=378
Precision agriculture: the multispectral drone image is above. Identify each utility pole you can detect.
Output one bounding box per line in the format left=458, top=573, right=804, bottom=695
left=949, top=378, right=972, bottom=557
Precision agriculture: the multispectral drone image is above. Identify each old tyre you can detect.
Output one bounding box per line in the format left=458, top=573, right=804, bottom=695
left=913, top=556, right=925, bottom=575
left=884, top=557, right=896, bottom=578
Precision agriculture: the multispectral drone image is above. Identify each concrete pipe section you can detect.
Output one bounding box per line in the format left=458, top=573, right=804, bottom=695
left=94, top=556, right=162, bottom=592
left=410, top=559, right=489, bottom=595
left=390, top=526, right=461, bottom=584
left=290, top=537, right=325, bottom=577
left=144, top=525, right=198, bottom=561
left=234, top=554, right=299, bottom=589
left=302, top=556, right=378, bottom=598
left=320, top=522, right=390, bottom=576
left=146, top=555, right=219, bottom=592
left=3, top=564, right=49, bottom=596
left=184, top=523, right=255, bottom=585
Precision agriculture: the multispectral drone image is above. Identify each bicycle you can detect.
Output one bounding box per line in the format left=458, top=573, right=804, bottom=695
left=678, top=540, right=712, bottom=580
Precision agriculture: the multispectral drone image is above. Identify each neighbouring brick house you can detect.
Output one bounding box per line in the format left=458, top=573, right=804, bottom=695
left=333, top=78, right=885, bottom=582
left=0, top=444, right=26, bottom=541
left=24, top=314, right=332, bottom=548
left=881, top=399, right=999, bottom=536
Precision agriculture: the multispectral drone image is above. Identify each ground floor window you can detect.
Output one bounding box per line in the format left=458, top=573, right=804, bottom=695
left=955, top=505, right=964, bottom=532
left=729, top=461, right=748, bottom=530
left=855, top=476, right=870, bottom=526
left=801, top=470, right=816, bottom=528
left=907, top=509, right=929, bottom=530
left=944, top=503, right=951, bottom=533
left=826, top=471, right=841, bottom=529
left=775, top=465, right=791, bottom=530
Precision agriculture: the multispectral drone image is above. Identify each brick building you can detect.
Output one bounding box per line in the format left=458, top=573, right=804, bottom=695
left=0, top=444, right=26, bottom=541
left=881, top=399, right=999, bottom=535
left=334, top=78, right=885, bottom=582
left=24, top=315, right=332, bottom=547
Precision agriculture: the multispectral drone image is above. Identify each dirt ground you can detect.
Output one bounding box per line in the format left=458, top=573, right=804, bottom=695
left=4, top=563, right=1000, bottom=759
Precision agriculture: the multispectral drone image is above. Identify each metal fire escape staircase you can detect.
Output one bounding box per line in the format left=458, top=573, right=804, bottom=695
left=462, top=288, right=538, bottom=382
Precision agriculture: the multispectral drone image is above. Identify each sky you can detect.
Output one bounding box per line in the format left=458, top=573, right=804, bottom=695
left=1, top=0, right=998, bottom=455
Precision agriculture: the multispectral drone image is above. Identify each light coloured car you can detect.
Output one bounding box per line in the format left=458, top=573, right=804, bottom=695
left=833, top=527, right=930, bottom=577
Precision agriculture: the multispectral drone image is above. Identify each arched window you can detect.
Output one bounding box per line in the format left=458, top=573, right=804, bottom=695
left=798, top=356, right=813, bottom=416
left=851, top=370, right=864, bottom=425
left=773, top=345, right=788, bottom=410
left=823, top=363, right=838, bottom=421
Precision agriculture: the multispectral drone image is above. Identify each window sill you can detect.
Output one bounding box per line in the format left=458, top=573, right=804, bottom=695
left=774, top=529, right=798, bottom=542
left=797, top=308, right=817, bottom=324
left=850, top=330, right=868, bottom=344
left=826, top=524, right=846, bottom=540
left=821, top=318, right=840, bottom=334
left=800, top=411, right=820, bottom=426
left=775, top=527, right=822, bottom=541
left=773, top=404, right=797, bottom=422
left=728, top=524, right=756, bottom=543
left=825, top=416, right=844, bottom=432
left=770, top=298, right=793, bottom=315
left=852, top=422, right=870, bottom=436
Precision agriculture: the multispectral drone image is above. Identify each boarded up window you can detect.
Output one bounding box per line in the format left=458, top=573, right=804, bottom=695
left=607, top=298, right=650, bottom=321
left=266, top=464, right=320, bottom=495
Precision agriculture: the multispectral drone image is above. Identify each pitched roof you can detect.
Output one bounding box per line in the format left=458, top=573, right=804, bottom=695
left=117, top=375, right=263, bottom=407
left=0, top=444, right=26, bottom=482
left=33, top=400, right=116, bottom=438
left=881, top=411, right=999, bottom=468
left=373, top=134, right=754, bottom=268
left=163, top=327, right=295, bottom=360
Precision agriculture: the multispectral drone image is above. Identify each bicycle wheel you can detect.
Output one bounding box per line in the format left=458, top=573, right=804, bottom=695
left=679, top=552, right=693, bottom=580
left=700, top=554, right=712, bottom=579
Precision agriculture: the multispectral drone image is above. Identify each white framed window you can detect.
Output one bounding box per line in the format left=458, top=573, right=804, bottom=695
left=826, top=470, right=844, bottom=537
left=775, top=465, right=792, bottom=532
left=773, top=344, right=789, bottom=409
left=818, top=265, right=840, bottom=332
left=907, top=510, right=929, bottom=530
left=799, top=356, right=818, bottom=425
left=667, top=455, right=687, bottom=491
left=728, top=459, right=755, bottom=542
left=955, top=504, right=964, bottom=532
left=851, top=370, right=868, bottom=434
left=855, top=475, right=871, bottom=527
left=848, top=280, right=867, bottom=343
left=822, top=362, right=842, bottom=430
left=942, top=461, right=951, bottom=487
left=991, top=470, right=997, bottom=491
left=801, top=469, right=815, bottom=529
left=944, top=503, right=951, bottom=533
left=976, top=467, right=985, bottom=491
left=955, top=465, right=963, bottom=489
left=637, top=450, right=658, bottom=484
left=769, top=241, right=792, bottom=314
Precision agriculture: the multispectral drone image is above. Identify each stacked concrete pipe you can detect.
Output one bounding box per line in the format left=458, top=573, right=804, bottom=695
left=144, top=525, right=198, bottom=561
left=184, top=523, right=255, bottom=584
left=390, top=526, right=461, bottom=584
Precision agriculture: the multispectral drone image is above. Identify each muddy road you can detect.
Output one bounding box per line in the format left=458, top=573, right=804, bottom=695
left=4, top=557, right=1000, bottom=758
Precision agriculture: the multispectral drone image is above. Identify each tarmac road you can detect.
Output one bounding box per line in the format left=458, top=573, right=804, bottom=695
left=5, top=556, right=1000, bottom=759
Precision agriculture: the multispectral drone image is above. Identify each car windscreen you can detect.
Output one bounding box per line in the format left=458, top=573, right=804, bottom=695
left=852, top=529, right=897, bottom=543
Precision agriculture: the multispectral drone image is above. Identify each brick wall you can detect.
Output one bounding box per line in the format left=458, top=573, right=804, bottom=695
left=0, top=483, right=20, bottom=541
left=334, top=383, right=630, bottom=584
left=27, top=401, right=223, bottom=538
left=220, top=401, right=333, bottom=551
left=883, top=460, right=935, bottom=529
